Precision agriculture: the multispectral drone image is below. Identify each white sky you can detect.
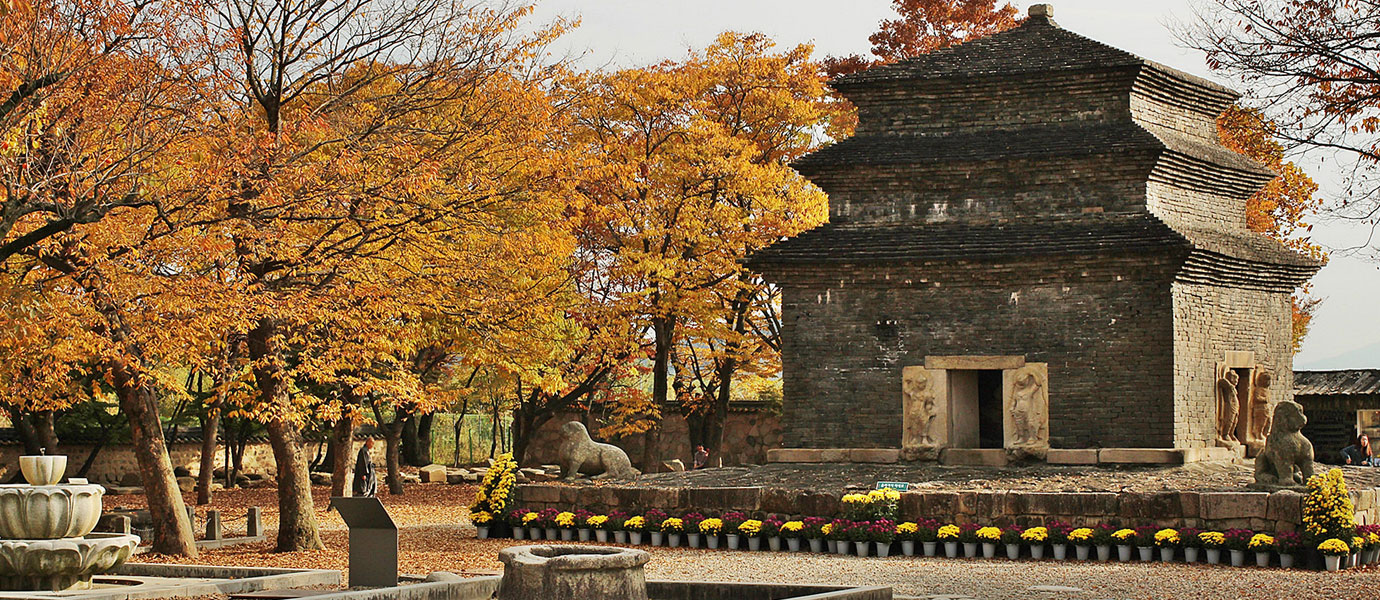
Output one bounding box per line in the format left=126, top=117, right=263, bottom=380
left=529, top=0, right=1380, bottom=370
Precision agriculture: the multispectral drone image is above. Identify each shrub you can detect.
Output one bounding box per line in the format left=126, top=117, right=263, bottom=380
left=682, top=512, right=706, bottom=532
left=1048, top=520, right=1073, bottom=545
left=660, top=517, right=684, bottom=533
left=555, top=512, right=576, bottom=529
left=1067, top=527, right=1094, bottom=545
left=721, top=511, right=748, bottom=531
left=623, top=516, right=646, bottom=532
left=1179, top=527, right=1202, bottom=548
left=1021, top=527, right=1049, bottom=544
left=536, top=508, right=560, bottom=528
left=574, top=509, right=594, bottom=528
left=916, top=518, right=941, bottom=543
left=1304, top=468, right=1356, bottom=544
left=1133, top=525, right=1157, bottom=547
left=762, top=517, right=784, bottom=538
left=958, top=523, right=981, bottom=543
left=586, top=514, right=610, bottom=530
left=699, top=518, right=723, bottom=535
left=1111, top=528, right=1135, bottom=545
left=469, top=453, right=518, bottom=519
left=738, top=519, right=763, bottom=537
left=1198, top=531, right=1225, bottom=548
left=1248, top=533, right=1274, bottom=552
left=937, top=524, right=961, bottom=541
left=781, top=520, right=805, bottom=539
left=1092, top=523, right=1116, bottom=546
left=803, top=517, right=829, bottom=539
left=895, top=521, right=919, bottom=542
left=644, top=509, right=668, bottom=531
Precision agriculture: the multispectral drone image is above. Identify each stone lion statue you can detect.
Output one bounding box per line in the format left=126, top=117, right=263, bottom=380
left=557, top=421, right=640, bottom=480
left=1252, top=400, right=1314, bottom=490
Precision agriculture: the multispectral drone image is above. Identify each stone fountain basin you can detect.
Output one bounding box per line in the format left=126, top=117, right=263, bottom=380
left=0, top=532, right=140, bottom=592
left=498, top=545, right=650, bottom=600
left=0, top=484, right=105, bottom=539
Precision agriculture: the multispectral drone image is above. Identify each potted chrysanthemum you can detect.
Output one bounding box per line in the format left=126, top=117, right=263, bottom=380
left=644, top=509, right=668, bottom=546
left=572, top=509, right=593, bottom=541
left=1274, top=531, right=1302, bottom=568
left=624, top=515, right=646, bottom=546
left=538, top=508, right=560, bottom=541
left=959, top=523, right=981, bottom=558
left=896, top=521, right=918, bottom=556
left=738, top=519, right=764, bottom=551
left=1021, top=526, right=1048, bottom=560
left=1001, top=525, right=1023, bottom=559
left=977, top=526, right=1002, bottom=559
left=1093, top=524, right=1115, bottom=561
left=848, top=520, right=871, bottom=557
left=1223, top=528, right=1254, bottom=567
left=1248, top=533, right=1272, bottom=567
left=781, top=520, right=805, bottom=552
left=917, top=519, right=941, bottom=557
left=804, top=517, right=828, bottom=553
left=938, top=523, right=961, bottom=558
left=1133, top=526, right=1156, bottom=562
left=587, top=514, right=611, bottom=543
left=871, top=519, right=896, bottom=557
left=1154, top=528, right=1179, bottom=562
left=722, top=512, right=747, bottom=550
left=1068, top=527, right=1093, bottom=560
left=472, top=510, right=494, bottom=539
left=683, top=512, right=705, bottom=548
left=1048, top=521, right=1072, bottom=560
left=1199, top=531, right=1225, bottom=564
left=1352, top=535, right=1366, bottom=569
left=1319, top=538, right=1350, bottom=571
left=764, top=517, right=784, bottom=551
left=700, top=517, right=724, bottom=549
left=661, top=517, right=684, bottom=547
left=609, top=510, right=629, bottom=544
left=555, top=511, right=577, bottom=541
left=522, top=510, right=542, bottom=540
left=1179, top=527, right=1202, bottom=562
left=1111, top=528, right=1135, bottom=561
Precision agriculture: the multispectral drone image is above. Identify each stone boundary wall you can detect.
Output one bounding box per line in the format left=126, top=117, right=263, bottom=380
left=0, top=441, right=386, bottom=485
left=514, top=483, right=1380, bottom=532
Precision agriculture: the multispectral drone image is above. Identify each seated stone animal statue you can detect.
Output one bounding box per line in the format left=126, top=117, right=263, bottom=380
left=1253, top=400, right=1314, bottom=490
left=557, top=421, right=641, bottom=480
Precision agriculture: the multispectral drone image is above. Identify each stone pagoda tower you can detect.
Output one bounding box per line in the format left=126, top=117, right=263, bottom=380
left=748, top=5, right=1321, bottom=465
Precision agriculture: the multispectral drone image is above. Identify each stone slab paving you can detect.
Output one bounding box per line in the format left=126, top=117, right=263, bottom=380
left=611, top=462, right=1380, bottom=495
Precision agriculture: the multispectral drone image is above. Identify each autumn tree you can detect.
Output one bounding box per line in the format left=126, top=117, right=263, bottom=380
left=1189, top=0, right=1380, bottom=259
left=569, top=33, right=835, bottom=458
left=183, top=0, right=575, bottom=550
left=822, top=0, right=1020, bottom=78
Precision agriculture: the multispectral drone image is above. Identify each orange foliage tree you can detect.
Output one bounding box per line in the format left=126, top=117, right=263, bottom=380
left=570, top=32, right=836, bottom=457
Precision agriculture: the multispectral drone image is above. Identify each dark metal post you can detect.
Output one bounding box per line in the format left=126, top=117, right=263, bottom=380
left=329, top=497, right=398, bottom=588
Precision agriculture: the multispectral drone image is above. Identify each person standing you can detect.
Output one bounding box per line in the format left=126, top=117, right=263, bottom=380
left=692, top=445, right=709, bottom=470
left=353, top=437, right=378, bottom=496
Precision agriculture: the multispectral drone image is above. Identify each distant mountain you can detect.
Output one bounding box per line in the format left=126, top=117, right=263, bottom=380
left=1298, top=340, right=1380, bottom=371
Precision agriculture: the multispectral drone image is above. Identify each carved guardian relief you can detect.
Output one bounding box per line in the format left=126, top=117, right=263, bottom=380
left=1003, top=363, right=1049, bottom=458
left=901, top=366, right=947, bottom=460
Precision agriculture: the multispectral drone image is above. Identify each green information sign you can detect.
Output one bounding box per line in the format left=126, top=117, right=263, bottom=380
left=875, top=481, right=908, bottom=491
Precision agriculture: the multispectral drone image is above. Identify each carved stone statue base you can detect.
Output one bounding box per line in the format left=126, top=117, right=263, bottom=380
left=1005, top=444, right=1049, bottom=461
left=901, top=445, right=940, bottom=462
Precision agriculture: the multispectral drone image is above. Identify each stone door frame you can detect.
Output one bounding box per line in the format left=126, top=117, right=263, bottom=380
left=902, top=355, right=1050, bottom=460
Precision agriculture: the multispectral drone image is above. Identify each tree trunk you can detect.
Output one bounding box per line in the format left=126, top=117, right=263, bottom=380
left=413, top=413, right=434, bottom=466
left=330, top=417, right=354, bottom=498
left=401, top=415, right=419, bottom=466
left=196, top=411, right=219, bottom=505
left=651, top=317, right=676, bottom=406
left=248, top=318, right=323, bottom=552
left=110, top=360, right=198, bottom=556
left=384, top=426, right=403, bottom=494
left=265, top=419, right=324, bottom=551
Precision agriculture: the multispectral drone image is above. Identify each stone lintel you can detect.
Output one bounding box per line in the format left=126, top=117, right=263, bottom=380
left=939, top=448, right=1010, bottom=467
left=924, top=355, right=1025, bottom=370
left=1097, top=448, right=1185, bottom=465
left=1223, top=351, right=1257, bottom=368
left=1046, top=449, right=1099, bottom=465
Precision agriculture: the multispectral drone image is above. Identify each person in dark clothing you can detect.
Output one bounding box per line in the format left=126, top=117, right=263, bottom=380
left=353, top=437, right=378, bottom=496
left=692, top=445, right=709, bottom=470
left=1342, top=434, right=1377, bottom=467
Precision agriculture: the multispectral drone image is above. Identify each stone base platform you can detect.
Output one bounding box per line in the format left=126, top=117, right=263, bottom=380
left=512, top=462, right=1380, bottom=533
left=766, top=447, right=1242, bottom=466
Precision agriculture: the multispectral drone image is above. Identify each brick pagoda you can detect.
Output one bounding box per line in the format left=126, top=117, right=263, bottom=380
left=748, top=4, right=1321, bottom=465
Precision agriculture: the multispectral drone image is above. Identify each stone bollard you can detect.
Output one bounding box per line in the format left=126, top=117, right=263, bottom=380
left=247, top=507, right=263, bottom=538
left=112, top=515, right=132, bottom=536
left=185, top=505, right=195, bottom=528
left=206, top=509, right=223, bottom=541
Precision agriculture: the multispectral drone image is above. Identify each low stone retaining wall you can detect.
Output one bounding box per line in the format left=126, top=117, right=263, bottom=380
left=513, top=483, right=1380, bottom=532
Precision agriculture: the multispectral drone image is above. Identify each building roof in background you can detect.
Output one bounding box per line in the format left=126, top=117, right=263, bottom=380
left=1295, top=370, right=1380, bottom=397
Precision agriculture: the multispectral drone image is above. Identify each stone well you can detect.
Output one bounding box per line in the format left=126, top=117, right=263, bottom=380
left=496, top=545, right=649, bottom=600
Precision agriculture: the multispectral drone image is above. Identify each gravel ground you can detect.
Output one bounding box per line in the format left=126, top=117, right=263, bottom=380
left=129, top=484, right=1380, bottom=599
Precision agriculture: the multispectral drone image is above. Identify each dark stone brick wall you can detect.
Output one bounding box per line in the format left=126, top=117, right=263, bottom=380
left=812, top=156, right=1156, bottom=225
left=1171, top=282, right=1294, bottom=447
left=777, top=256, right=1180, bottom=449
left=849, top=69, right=1138, bottom=137
left=1301, top=408, right=1356, bottom=464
